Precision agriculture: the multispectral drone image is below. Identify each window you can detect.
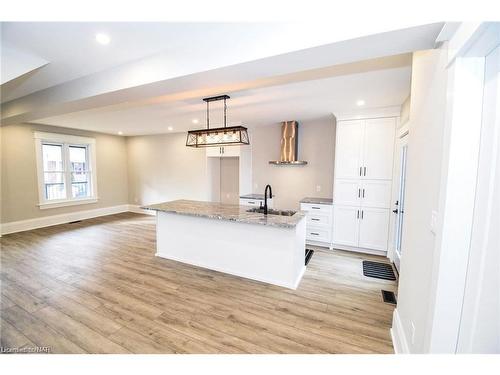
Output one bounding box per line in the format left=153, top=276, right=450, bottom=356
left=35, top=132, right=97, bottom=209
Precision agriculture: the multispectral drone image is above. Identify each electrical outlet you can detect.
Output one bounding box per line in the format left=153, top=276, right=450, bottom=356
left=254, top=183, right=259, bottom=190
left=411, top=321, right=416, bottom=344
left=430, top=210, right=438, bottom=234
left=316, top=185, right=321, bottom=192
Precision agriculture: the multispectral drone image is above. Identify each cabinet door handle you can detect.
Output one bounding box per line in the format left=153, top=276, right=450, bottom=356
left=310, top=232, right=320, bottom=236
left=362, top=189, right=365, bottom=198
left=364, top=167, right=366, bottom=176
left=358, top=188, right=361, bottom=198
left=357, top=210, right=359, bottom=219
left=359, top=167, right=362, bottom=176
left=361, top=210, right=364, bottom=219
left=248, top=201, right=255, bottom=204
left=311, top=218, right=320, bottom=221
left=312, top=206, right=321, bottom=210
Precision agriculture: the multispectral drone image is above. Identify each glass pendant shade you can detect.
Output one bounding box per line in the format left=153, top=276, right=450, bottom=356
left=186, top=126, right=249, bottom=147
left=186, top=94, right=250, bottom=148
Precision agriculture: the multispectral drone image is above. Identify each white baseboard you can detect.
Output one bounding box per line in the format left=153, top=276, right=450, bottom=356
left=332, top=243, right=387, bottom=257
left=1, top=204, right=131, bottom=235
left=128, top=204, right=156, bottom=216
left=391, top=308, right=410, bottom=354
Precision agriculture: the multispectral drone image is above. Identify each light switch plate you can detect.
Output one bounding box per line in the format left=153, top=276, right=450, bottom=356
left=316, top=185, right=321, bottom=192
left=431, top=210, right=438, bottom=234
left=411, top=321, right=416, bottom=344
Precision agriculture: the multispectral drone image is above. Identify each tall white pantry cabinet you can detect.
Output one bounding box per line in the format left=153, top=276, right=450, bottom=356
left=332, top=117, right=396, bottom=254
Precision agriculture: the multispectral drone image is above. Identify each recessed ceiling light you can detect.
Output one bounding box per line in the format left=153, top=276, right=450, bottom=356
left=356, top=100, right=365, bottom=106
left=96, top=33, right=111, bottom=45
left=167, top=126, right=174, bottom=131
left=192, top=119, right=199, bottom=124
left=118, top=131, right=123, bottom=135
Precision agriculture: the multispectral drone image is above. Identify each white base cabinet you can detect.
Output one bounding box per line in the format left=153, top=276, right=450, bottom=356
left=357, top=207, right=390, bottom=251
left=332, top=205, right=359, bottom=247
left=333, top=206, right=390, bottom=252
left=300, top=203, right=333, bottom=249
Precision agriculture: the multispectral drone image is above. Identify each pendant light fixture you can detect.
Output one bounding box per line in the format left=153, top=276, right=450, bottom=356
left=186, top=95, right=250, bottom=147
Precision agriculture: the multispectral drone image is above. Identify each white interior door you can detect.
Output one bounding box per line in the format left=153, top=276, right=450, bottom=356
left=332, top=205, right=360, bottom=247
left=334, top=120, right=364, bottom=179
left=362, top=118, right=396, bottom=179
left=394, top=134, right=408, bottom=272
left=358, top=207, right=390, bottom=251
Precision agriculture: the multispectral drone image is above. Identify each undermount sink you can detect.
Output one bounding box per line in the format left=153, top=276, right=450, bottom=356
left=246, top=207, right=297, bottom=216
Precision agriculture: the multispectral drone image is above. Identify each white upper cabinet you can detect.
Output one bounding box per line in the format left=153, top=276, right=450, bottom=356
left=334, top=179, right=361, bottom=206
left=221, top=146, right=241, bottom=157
left=335, top=118, right=396, bottom=180
left=360, top=180, right=392, bottom=209
left=206, top=146, right=241, bottom=157
left=334, top=120, right=364, bottom=179
left=362, top=118, right=396, bottom=179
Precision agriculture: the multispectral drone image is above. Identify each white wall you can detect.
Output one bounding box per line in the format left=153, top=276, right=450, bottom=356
left=126, top=132, right=208, bottom=205
left=1, top=123, right=129, bottom=224
left=394, top=23, right=500, bottom=354
left=127, top=116, right=336, bottom=210
left=393, top=48, right=449, bottom=353
left=457, top=44, right=500, bottom=353
left=251, top=116, right=336, bottom=210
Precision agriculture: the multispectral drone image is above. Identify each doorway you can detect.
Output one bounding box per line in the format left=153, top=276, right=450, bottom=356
left=393, top=133, right=408, bottom=272
left=220, top=157, right=240, bottom=204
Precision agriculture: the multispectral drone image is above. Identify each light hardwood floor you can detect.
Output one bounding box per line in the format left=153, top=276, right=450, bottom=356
left=0, top=213, right=397, bottom=354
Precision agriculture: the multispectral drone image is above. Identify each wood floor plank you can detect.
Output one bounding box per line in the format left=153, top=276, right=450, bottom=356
left=1, top=305, right=87, bottom=353
left=35, top=288, right=123, bottom=337
left=0, top=317, right=36, bottom=349
left=0, top=212, right=397, bottom=354
left=34, top=306, right=130, bottom=354
left=1, top=281, right=47, bottom=313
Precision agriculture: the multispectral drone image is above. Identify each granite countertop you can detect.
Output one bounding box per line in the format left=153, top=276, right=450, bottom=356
left=239, top=193, right=274, bottom=200
left=142, top=199, right=305, bottom=229
left=300, top=197, right=333, bottom=205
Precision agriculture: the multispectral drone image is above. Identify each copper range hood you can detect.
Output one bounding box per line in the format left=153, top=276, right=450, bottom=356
left=269, top=121, right=308, bottom=165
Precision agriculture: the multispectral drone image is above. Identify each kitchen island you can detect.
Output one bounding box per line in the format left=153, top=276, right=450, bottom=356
left=142, top=199, right=307, bottom=289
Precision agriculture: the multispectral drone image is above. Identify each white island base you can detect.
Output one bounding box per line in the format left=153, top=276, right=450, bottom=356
left=155, top=211, right=306, bottom=289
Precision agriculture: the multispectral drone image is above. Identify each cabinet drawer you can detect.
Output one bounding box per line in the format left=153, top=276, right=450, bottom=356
left=239, top=198, right=273, bottom=208
left=306, top=227, right=331, bottom=243
left=300, top=203, right=332, bottom=215
left=239, top=198, right=261, bottom=206
left=306, top=213, right=331, bottom=227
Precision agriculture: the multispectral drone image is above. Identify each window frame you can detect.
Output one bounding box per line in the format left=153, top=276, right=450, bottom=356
left=34, top=131, right=98, bottom=209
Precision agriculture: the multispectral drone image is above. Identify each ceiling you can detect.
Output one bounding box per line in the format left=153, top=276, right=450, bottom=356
left=1, top=22, right=446, bottom=135
left=1, top=22, right=371, bottom=102
left=36, top=57, right=412, bottom=135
